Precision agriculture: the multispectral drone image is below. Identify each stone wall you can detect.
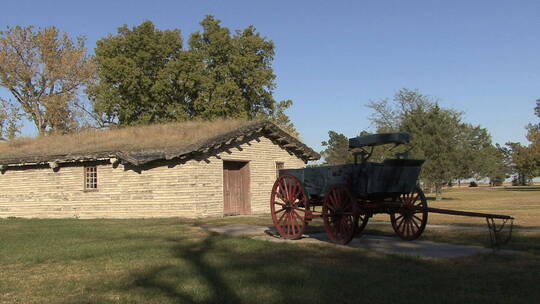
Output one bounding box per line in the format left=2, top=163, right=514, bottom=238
left=0, top=135, right=305, bottom=218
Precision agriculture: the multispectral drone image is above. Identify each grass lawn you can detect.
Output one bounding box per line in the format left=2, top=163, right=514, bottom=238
left=421, top=185, right=540, bottom=228
left=1, top=186, right=539, bottom=304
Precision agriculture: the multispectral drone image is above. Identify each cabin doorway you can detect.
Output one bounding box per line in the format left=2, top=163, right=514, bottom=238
left=223, top=161, right=251, bottom=215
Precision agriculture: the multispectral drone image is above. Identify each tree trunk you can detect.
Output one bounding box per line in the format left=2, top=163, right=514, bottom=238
left=519, top=173, right=527, bottom=186
left=435, top=184, right=443, bottom=201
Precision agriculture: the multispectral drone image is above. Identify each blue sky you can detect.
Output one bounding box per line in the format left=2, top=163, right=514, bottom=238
left=1, top=0, right=539, bottom=153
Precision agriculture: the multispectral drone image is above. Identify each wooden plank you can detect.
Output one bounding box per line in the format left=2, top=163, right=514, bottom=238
left=222, top=160, right=250, bottom=215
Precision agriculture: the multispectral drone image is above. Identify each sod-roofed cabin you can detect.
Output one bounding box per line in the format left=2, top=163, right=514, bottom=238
left=0, top=120, right=319, bottom=218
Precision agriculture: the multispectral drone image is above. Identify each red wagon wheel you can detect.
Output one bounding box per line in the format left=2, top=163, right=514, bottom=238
left=323, top=184, right=358, bottom=245
left=270, top=174, right=309, bottom=239
left=390, top=187, right=428, bottom=241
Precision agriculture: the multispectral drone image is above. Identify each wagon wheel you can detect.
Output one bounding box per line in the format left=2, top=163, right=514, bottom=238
left=323, top=184, right=358, bottom=245
left=390, top=187, right=428, bottom=241
left=270, top=174, right=309, bottom=239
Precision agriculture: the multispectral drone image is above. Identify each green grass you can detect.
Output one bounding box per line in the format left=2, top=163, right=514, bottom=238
left=1, top=217, right=540, bottom=304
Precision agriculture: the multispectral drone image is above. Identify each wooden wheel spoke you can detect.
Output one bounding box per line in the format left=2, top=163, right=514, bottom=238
left=292, top=206, right=306, bottom=212
left=405, top=220, right=411, bottom=236
left=288, top=181, right=295, bottom=201
left=274, top=207, right=286, bottom=214
left=412, top=214, right=423, bottom=223
left=292, top=210, right=304, bottom=224
left=271, top=174, right=308, bottom=239
left=322, top=185, right=357, bottom=244
left=336, top=190, right=344, bottom=207
left=391, top=187, right=428, bottom=241
left=283, top=213, right=289, bottom=235
left=287, top=212, right=295, bottom=234
left=291, top=210, right=304, bottom=230
left=280, top=181, right=288, bottom=202
left=289, top=214, right=297, bottom=235
left=411, top=192, right=420, bottom=205
left=329, top=191, right=337, bottom=208
left=327, top=197, right=337, bottom=210
left=397, top=216, right=406, bottom=230
left=410, top=217, right=421, bottom=230
left=335, top=190, right=343, bottom=208
left=346, top=216, right=354, bottom=233
left=284, top=179, right=291, bottom=202
left=290, top=182, right=300, bottom=201
left=400, top=218, right=407, bottom=234
left=277, top=209, right=287, bottom=224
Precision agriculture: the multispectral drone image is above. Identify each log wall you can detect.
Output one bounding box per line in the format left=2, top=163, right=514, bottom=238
left=0, top=136, right=305, bottom=218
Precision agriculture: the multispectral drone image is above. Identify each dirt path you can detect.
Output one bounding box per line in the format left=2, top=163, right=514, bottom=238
left=368, top=220, right=540, bottom=232
left=202, top=224, right=521, bottom=259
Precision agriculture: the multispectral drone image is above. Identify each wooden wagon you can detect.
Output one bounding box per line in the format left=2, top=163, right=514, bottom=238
left=270, top=133, right=513, bottom=245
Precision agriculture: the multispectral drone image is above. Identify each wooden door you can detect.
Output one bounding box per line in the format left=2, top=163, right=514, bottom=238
left=223, top=161, right=250, bottom=215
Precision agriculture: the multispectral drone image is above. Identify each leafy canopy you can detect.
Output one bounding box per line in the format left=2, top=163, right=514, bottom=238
left=89, top=16, right=298, bottom=137
left=0, top=25, right=95, bottom=135
left=367, top=89, right=504, bottom=198
left=320, top=131, right=351, bottom=165
left=507, top=98, right=540, bottom=184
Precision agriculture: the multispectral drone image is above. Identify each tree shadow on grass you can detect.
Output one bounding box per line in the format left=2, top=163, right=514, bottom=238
left=132, top=235, right=242, bottom=304
left=121, top=232, right=540, bottom=304
left=121, top=233, right=397, bottom=303
left=57, top=224, right=540, bottom=304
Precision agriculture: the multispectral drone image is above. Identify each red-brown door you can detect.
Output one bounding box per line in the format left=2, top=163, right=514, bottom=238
left=223, top=161, right=251, bottom=215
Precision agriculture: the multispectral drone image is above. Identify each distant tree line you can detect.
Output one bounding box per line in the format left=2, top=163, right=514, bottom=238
left=320, top=89, right=522, bottom=200
left=0, top=16, right=298, bottom=138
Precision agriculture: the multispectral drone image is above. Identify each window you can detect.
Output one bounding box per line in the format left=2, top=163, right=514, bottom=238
left=276, top=162, right=284, bottom=178
left=84, top=166, right=98, bottom=190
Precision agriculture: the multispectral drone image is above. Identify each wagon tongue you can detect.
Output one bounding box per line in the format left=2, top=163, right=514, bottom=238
left=426, top=207, right=514, bottom=248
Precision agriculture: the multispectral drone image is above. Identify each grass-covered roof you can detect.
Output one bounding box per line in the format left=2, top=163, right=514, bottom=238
left=0, top=120, right=319, bottom=167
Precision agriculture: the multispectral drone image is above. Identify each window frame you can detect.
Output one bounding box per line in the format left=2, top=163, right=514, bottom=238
left=84, top=165, right=98, bottom=191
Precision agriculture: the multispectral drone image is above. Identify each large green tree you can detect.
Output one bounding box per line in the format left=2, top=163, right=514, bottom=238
left=368, top=89, right=501, bottom=199
left=507, top=98, right=540, bottom=184
left=88, top=21, right=184, bottom=126
left=320, top=131, right=351, bottom=165
left=89, top=16, right=298, bottom=136
left=481, top=144, right=510, bottom=186
left=0, top=26, right=95, bottom=135
left=504, top=142, right=538, bottom=185
left=399, top=105, right=462, bottom=198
